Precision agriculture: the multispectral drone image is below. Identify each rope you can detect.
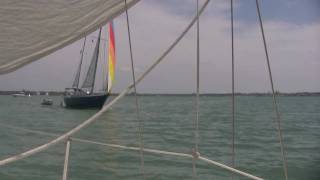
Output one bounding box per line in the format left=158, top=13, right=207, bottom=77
left=255, top=1, right=288, bottom=180
left=73, top=139, right=264, bottom=180
left=199, top=157, right=264, bottom=180
left=74, top=139, right=264, bottom=180
left=230, top=0, right=235, bottom=175
left=192, top=0, right=201, bottom=179
left=0, top=0, right=211, bottom=167
left=124, top=0, right=146, bottom=179
left=0, top=123, right=263, bottom=180
left=195, top=0, right=200, bottom=153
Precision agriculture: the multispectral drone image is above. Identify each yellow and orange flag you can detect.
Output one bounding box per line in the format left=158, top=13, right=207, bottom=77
left=107, top=21, right=116, bottom=93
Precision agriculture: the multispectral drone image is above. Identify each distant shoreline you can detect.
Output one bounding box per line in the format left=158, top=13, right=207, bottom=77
left=0, top=91, right=319, bottom=96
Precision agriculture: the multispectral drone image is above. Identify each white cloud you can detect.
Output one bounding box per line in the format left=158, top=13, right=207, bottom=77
left=112, top=0, right=320, bottom=93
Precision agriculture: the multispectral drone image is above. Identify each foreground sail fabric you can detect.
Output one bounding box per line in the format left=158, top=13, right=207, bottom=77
left=0, top=0, right=139, bottom=74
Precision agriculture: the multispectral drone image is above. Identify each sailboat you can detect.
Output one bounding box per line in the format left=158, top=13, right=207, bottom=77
left=63, top=23, right=116, bottom=109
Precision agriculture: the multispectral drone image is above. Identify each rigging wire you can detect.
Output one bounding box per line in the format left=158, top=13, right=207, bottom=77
left=255, top=0, right=288, bottom=179
left=124, top=0, right=146, bottom=179
left=192, top=0, right=200, bottom=179
left=73, top=36, right=86, bottom=89
left=195, top=0, right=200, bottom=153
left=79, top=37, right=87, bottom=87
left=90, top=27, right=102, bottom=94
left=230, top=0, right=235, bottom=177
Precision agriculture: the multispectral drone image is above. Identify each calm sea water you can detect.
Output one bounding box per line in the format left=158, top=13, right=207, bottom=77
left=0, top=95, right=319, bottom=180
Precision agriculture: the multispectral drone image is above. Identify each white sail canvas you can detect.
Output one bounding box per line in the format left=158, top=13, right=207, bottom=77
left=0, top=0, right=139, bottom=74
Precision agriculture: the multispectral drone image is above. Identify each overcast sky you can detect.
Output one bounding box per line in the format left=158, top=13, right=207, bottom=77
left=0, top=0, right=319, bottom=93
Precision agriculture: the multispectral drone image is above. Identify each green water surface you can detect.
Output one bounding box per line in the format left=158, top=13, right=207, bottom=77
left=0, top=95, right=319, bottom=180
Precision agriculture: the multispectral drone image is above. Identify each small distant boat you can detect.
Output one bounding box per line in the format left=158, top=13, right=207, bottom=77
left=12, top=91, right=26, bottom=97
left=41, top=98, right=53, bottom=105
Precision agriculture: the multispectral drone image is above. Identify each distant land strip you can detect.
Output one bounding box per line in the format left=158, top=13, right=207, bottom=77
left=0, top=91, right=319, bottom=96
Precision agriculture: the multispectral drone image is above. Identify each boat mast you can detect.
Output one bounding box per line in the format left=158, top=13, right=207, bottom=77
left=77, top=37, right=86, bottom=88
left=72, top=37, right=87, bottom=89
left=91, top=27, right=102, bottom=94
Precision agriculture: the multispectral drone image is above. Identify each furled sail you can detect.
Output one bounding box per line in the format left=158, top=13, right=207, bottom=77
left=107, top=21, right=116, bottom=93
left=81, top=29, right=102, bottom=93
left=0, top=0, right=139, bottom=75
